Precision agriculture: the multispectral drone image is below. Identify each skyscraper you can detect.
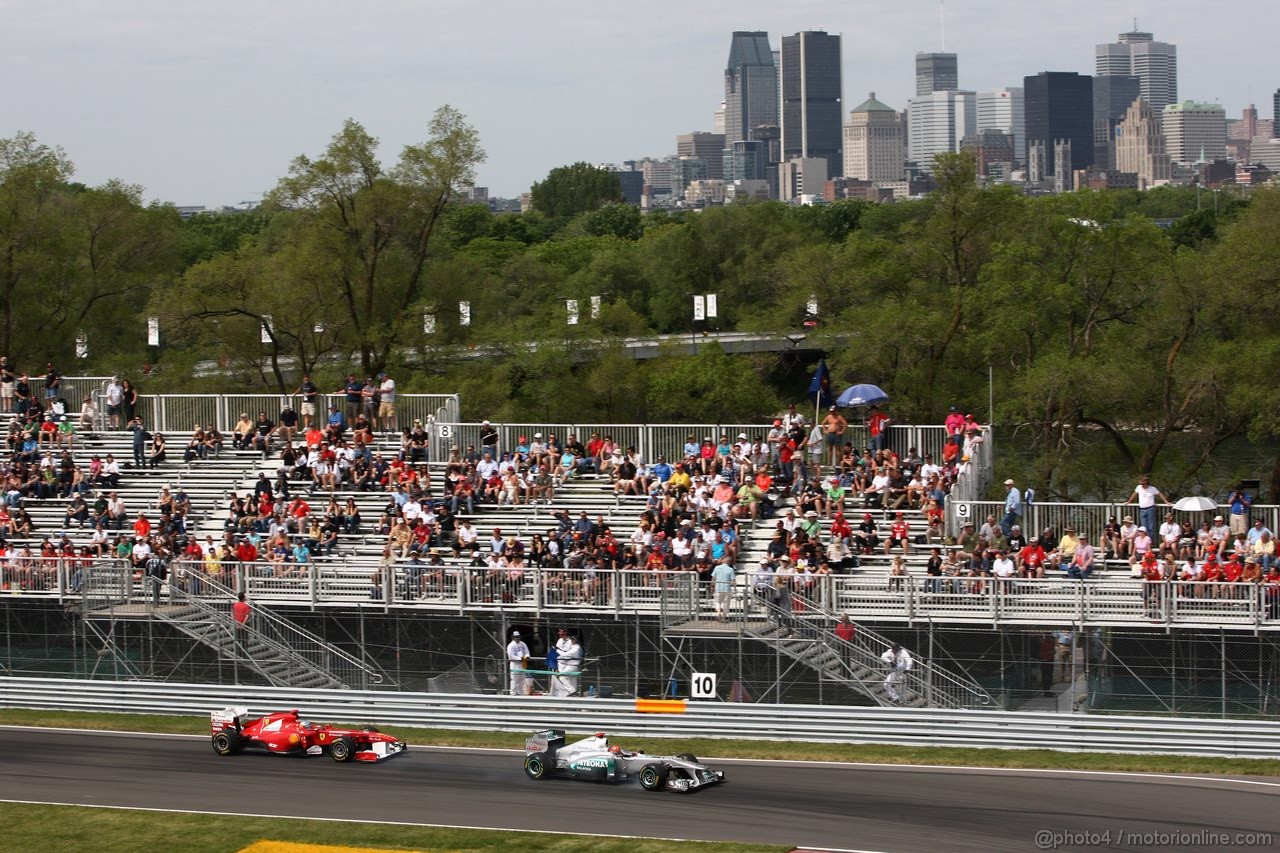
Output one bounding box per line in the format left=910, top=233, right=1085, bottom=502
left=780, top=30, right=844, bottom=178
left=1092, top=75, right=1141, bottom=169
left=916, top=53, right=958, bottom=96
left=1095, top=29, right=1177, bottom=116
left=843, top=93, right=904, bottom=181
left=1024, top=72, right=1095, bottom=176
left=907, top=90, right=977, bottom=170
left=977, top=88, right=1026, bottom=162
left=1162, top=101, right=1227, bottom=165
left=1114, top=98, right=1172, bottom=189
left=724, top=32, right=778, bottom=145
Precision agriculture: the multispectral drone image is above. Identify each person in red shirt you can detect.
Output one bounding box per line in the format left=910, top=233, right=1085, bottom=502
left=232, top=592, right=251, bottom=625
left=867, top=405, right=890, bottom=451
left=1264, top=567, right=1280, bottom=618
left=133, top=513, right=151, bottom=539
left=829, top=512, right=852, bottom=546
left=235, top=537, right=258, bottom=567
left=1141, top=553, right=1165, bottom=616
left=1018, top=541, right=1047, bottom=578
left=884, top=512, right=910, bottom=555
left=835, top=613, right=856, bottom=643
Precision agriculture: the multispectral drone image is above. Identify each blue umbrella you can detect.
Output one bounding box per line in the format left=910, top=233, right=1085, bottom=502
left=836, top=383, right=888, bottom=407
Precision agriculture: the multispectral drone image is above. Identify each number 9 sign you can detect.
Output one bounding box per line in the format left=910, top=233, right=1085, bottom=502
left=956, top=503, right=970, bottom=518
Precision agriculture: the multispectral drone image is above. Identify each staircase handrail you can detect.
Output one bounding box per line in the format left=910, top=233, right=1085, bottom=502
left=749, top=574, right=997, bottom=709
left=736, top=585, right=893, bottom=706
left=196, top=573, right=387, bottom=689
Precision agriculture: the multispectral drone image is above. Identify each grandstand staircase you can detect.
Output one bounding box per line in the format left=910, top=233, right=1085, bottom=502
left=79, top=563, right=390, bottom=690
left=661, top=575, right=997, bottom=710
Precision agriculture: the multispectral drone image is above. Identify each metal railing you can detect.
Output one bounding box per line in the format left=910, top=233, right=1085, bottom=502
left=730, top=576, right=997, bottom=710
left=78, top=561, right=389, bottom=690
left=947, top=499, right=1280, bottom=540
left=4, top=676, right=1280, bottom=756
left=19, top=559, right=1280, bottom=630
left=82, top=392, right=461, bottom=435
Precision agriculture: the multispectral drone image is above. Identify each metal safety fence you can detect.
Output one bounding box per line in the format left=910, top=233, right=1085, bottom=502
left=9, top=559, right=1280, bottom=631
left=947, top=499, right=1280, bottom=541
left=2, top=676, right=1279, bottom=756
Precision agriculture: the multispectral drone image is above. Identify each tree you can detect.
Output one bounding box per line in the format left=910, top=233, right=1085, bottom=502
left=0, top=132, right=75, bottom=358
left=270, top=108, right=484, bottom=373
left=529, top=162, right=622, bottom=217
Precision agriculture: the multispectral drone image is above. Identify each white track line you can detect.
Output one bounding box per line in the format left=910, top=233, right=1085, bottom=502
left=2, top=724, right=1277, bottom=791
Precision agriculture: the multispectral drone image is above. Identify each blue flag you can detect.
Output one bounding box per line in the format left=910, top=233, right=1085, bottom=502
left=807, top=359, right=831, bottom=407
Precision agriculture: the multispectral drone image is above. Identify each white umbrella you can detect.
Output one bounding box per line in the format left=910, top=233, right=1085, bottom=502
left=1173, top=495, right=1217, bottom=512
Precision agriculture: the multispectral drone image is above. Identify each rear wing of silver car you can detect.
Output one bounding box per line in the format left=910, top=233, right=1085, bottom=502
left=525, top=729, right=565, bottom=755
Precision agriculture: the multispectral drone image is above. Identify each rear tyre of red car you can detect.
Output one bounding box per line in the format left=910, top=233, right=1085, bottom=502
left=211, top=731, right=241, bottom=756
left=524, top=753, right=547, bottom=780
left=639, top=763, right=668, bottom=792
left=330, top=736, right=356, bottom=762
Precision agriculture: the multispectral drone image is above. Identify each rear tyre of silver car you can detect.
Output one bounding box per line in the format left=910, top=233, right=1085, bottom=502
left=211, top=731, right=241, bottom=756
left=330, top=736, right=356, bottom=762
left=524, top=753, right=547, bottom=780
left=639, top=763, right=668, bottom=792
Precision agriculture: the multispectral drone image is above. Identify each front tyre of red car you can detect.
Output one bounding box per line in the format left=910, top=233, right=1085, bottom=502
left=330, top=736, right=356, bottom=762
left=212, top=731, right=241, bottom=756
left=524, top=753, right=547, bottom=780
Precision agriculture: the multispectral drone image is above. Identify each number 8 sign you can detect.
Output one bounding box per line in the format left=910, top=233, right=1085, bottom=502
left=691, top=672, right=717, bottom=700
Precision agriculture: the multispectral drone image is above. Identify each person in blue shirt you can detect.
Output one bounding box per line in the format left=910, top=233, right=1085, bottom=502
left=682, top=435, right=700, bottom=461
left=326, top=404, right=346, bottom=433
left=652, top=456, right=672, bottom=484
left=711, top=561, right=736, bottom=621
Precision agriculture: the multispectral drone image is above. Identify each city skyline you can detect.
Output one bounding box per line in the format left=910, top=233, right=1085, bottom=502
left=1, top=0, right=1274, bottom=204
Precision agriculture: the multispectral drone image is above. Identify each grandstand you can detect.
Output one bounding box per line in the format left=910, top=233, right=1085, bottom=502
left=2, top=381, right=1279, bottom=716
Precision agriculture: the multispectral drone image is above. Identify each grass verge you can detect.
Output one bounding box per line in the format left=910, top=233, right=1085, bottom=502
left=2, top=707, right=1277, bottom=777
left=0, top=802, right=783, bottom=853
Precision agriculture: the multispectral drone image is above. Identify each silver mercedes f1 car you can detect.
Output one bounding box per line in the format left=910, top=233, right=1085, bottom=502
left=523, top=729, right=725, bottom=793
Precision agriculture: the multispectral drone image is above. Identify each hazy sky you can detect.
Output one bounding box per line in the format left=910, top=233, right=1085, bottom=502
left=2, top=1, right=1273, bottom=205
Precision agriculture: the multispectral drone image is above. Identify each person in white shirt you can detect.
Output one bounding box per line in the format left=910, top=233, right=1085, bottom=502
left=1157, top=514, right=1181, bottom=559
left=402, top=498, right=422, bottom=523
left=476, top=453, right=499, bottom=481
left=880, top=643, right=914, bottom=703
left=552, top=629, right=582, bottom=696
left=991, top=551, right=1016, bottom=580
left=506, top=631, right=530, bottom=696
left=105, top=377, right=124, bottom=429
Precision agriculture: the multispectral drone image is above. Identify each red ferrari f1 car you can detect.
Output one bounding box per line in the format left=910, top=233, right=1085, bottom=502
left=210, top=707, right=406, bottom=762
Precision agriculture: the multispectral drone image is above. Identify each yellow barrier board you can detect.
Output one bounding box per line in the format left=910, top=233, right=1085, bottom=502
left=634, top=698, right=687, bottom=713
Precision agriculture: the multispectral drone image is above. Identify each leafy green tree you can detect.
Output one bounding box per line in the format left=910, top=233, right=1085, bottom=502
left=529, top=162, right=622, bottom=217
left=270, top=108, right=484, bottom=373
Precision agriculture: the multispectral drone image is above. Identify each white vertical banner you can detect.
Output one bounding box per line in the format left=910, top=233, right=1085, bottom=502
left=423, top=312, right=437, bottom=334
left=75, top=330, right=88, bottom=359
left=590, top=295, right=601, bottom=319
left=693, top=295, right=706, bottom=322
left=260, top=315, right=273, bottom=343
left=705, top=293, right=718, bottom=318
left=807, top=295, right=819, bottom=316
left=459, top=301, right=471, bottom=327
left=566, top=299, right=579, bottom=325
left=147, top=316, right=160, bottom=347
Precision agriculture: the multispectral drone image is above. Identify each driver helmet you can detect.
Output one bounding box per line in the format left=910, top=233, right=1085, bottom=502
left=609, top=745, right=623, bottom=755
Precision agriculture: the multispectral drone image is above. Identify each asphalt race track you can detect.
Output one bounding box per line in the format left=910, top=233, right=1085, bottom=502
left=1, top=728, right=1277, bottom=852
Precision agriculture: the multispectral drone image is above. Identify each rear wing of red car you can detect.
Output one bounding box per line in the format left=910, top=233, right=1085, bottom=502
left=210, top=706, right=249, bottom=735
